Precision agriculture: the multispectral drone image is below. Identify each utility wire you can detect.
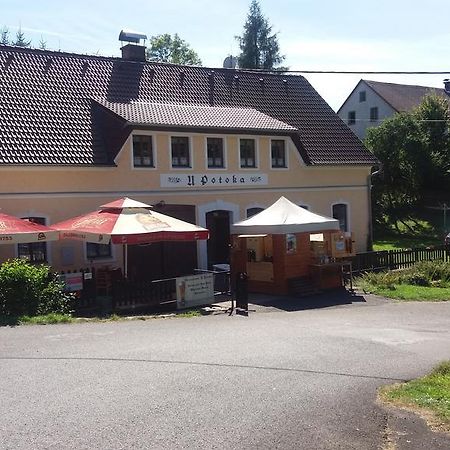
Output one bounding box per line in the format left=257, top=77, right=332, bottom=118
left=349, top=119, right=450, bottom=123
left=236, top=68, right=450, bottom=75
left=280, top=70, right=450, bottom=75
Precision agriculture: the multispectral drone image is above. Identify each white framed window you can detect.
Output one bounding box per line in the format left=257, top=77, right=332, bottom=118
left=171, top=136, right=191, bottom=168
left=132, top=135, right=154, bottom=167
left=246, top=207, right=264, bottom=218
left=348, top=111, right=356, bottom=125
left=359, top=91, right=366, bottom=102
left=271, top=139, right=287, bottom=168
left=206, top=137, right=225, bottom=168
left=332, top=203, right=349, bottom=232
left=370, top=107, right=379, bottom=122
left=239, top=138, right=257, bottom=168
left=86, top=242, right=113, bottom=260
left=17, top=217, right=48, bottom=263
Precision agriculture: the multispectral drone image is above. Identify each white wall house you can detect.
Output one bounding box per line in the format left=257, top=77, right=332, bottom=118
left=338, top=79, right=450, bottom=140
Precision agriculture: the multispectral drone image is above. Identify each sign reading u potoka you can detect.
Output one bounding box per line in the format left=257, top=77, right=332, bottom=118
left=160, top=173, right=268, bottom=188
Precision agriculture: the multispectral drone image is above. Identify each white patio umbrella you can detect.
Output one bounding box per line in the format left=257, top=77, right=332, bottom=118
left=52, top=197, right=209, bottom=277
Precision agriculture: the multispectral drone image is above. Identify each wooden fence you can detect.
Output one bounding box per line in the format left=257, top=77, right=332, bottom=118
left=60, top=267, right=178, bottom=314
left=112, top=278, right=177, bottom=311
left=349, top=245, right=450, bottom=274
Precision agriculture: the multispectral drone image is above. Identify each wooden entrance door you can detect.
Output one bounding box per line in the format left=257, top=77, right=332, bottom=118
left=206, top=210, right=231, bottom=268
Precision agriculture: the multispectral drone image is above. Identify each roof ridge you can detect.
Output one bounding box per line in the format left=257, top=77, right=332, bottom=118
left=363, top=79, right=445, bottom=91
left=0, top=44, right=306, bottom=79
left=101, top=99, right=257, bottom=110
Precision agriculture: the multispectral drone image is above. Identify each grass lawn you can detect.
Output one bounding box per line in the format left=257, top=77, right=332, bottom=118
left=380, top=361, right=450, bottom=433
left=0, top=308, right=204, bottom=326
left=361, top=284, right=450, bottom=301
left=373, top=210, right=444, bottom=251
left=0, top=313, right=74, bottom=326
left=373, top=235, right=441, bottom=251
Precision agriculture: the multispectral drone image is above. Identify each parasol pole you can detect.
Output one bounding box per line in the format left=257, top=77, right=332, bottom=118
left=123, top=243, right=128, bottom=279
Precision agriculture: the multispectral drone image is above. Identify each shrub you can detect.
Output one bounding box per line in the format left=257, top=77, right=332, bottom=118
left=358, top=270, right=402, bottom=288
left=433, top=360, right=450, bottom=376
left=405, top=273, right=430, bottom=286
left=358, top=260, right=450, bottom=289
left=0, top=259, right=72, bottom=317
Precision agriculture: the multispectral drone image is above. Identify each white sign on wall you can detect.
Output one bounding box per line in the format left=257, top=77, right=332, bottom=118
left=176, top=273, right=214, bottom=309
left=161, top=173, right=268, bottom=188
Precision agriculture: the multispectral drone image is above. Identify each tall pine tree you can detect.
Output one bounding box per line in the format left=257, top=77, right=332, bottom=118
left=1, top=26, right=10, bottom=45
left=13, top=27, right=31, bottom=47
left=236, top=0, right=285, bottom=70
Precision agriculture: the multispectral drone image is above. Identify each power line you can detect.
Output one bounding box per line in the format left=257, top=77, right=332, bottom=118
left=349, top=119, right=450, bottom=123
left=283, top=70, right=450, bottom=75
left=237, top=68, right=450, bottom=75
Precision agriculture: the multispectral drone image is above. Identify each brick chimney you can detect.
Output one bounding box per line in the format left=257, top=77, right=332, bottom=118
left=121, top=44, right=146, bottom=62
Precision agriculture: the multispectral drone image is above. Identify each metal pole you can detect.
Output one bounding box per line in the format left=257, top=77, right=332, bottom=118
left=444, top=203, right=447, bottom=233
left=367, top=165, right=382, bottom=251
left=123, top=243, right=128, bottom=278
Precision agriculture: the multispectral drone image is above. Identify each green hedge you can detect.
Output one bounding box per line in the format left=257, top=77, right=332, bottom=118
left=0, top=259, right=73, bottom=317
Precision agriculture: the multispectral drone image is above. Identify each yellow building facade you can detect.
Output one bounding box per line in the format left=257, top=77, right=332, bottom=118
left=0, top=44, right=377, bottom=277
left=0, top=130, right=372, bottom=271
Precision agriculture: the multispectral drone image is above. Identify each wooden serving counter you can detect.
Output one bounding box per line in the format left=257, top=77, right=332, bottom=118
left=310, top=262, right=345, bottom=290
left=247, top=261, right=274, bottom=282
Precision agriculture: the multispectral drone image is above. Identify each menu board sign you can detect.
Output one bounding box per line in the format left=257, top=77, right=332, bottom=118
left=176, top=273, right=214, bottom=309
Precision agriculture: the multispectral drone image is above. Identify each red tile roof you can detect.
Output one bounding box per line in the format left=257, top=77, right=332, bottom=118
left=0, top=45, right=378, bottom=166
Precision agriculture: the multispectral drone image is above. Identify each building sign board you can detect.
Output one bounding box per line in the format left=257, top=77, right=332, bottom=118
left=176, top=273, right=214, bottom=309
left=161, top=173, right=268, bottom=188
left=59, top=272, right=83, bottom=292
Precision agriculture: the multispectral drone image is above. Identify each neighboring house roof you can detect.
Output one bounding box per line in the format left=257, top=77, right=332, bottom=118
left=347, top=80, right=448, bottom=113
left=0, top=45, right=377, bottom=166
left=96, top=100, right=298, bottom=132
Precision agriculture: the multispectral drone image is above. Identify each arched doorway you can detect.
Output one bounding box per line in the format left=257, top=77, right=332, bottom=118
left=206, top=210, right=231, bottom=268
left=197, top=200, right=239, bottom=269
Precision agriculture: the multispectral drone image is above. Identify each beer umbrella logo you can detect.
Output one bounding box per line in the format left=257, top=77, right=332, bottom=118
left=37, top=232, right=46, bottom=240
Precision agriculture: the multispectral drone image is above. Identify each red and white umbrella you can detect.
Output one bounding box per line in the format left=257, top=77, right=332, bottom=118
left=0, top=212, right=58, bottom=244
left=52, top=197, right=209, bottom=277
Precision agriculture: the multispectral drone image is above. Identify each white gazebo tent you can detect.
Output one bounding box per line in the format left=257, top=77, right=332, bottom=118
left=231, top=196, right=339, bottom=235
left=230, top=197, right=349, bottom=295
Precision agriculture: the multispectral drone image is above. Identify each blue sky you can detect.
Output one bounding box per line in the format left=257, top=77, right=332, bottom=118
left=2, top=0, right=449, bottom=110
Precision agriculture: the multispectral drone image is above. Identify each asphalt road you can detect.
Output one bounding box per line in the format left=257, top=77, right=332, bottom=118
left=1, top=295, right=450, bottom=449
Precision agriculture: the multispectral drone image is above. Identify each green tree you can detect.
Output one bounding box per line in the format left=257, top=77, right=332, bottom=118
left=12, top=26, right=31, bottom=47
left=415, top=94, right=450, bottom=190
left=366, top=113, right=423, bottom=229
left=365, top=94, right=450, bottom=230
left=236, top=0, right=286, bottom=70
left=1, top=26, right=10, bottom=45
left=147, top=33, right=201, bottom=65
left=38, top=35, right=47, bottom=50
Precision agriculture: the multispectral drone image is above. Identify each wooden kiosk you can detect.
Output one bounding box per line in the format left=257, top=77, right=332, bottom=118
left=230, top=197, right=355, bottom=295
